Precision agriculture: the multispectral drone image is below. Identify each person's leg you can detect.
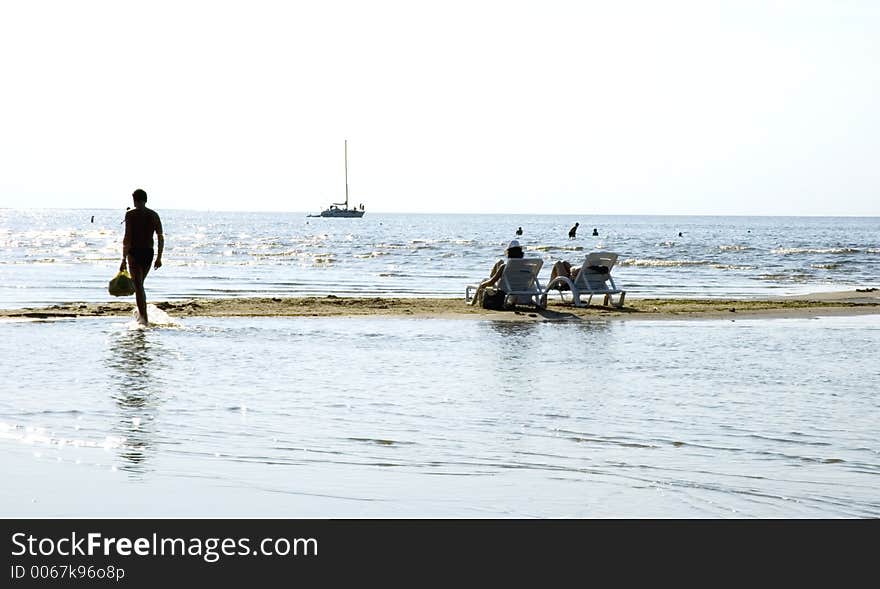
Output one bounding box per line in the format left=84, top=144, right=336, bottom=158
left=127, top=252, right=152, bottom=324
left=549, top=261, right=564, bottom=282
left=128, top=259, right=147, bottom=323
left=472, top=261, right=503, bottom=305
left=470, top=285, right=484, bottom=306
left=550, top=261, right=571, bottom=289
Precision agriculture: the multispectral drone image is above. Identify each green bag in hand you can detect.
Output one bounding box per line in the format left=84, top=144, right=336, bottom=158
left=108, top=270, right=135, bottom=297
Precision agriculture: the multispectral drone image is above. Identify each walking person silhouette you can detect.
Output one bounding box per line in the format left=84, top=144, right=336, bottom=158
left=120, top=189, right=164, bottom=325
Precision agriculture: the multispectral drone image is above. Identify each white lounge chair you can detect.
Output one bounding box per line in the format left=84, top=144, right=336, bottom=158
left=465, top=258, right=547, bottom=309
left=545, top=251, right=626, bottom=308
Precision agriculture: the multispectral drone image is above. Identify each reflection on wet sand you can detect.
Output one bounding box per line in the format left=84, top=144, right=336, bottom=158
left=482, top=317, right=611, bottom=351
left=478, top=319, right=615, bottom=392
left=474, top=320, right=544, bottom=394
left=104, top=329, right=165, bottom=475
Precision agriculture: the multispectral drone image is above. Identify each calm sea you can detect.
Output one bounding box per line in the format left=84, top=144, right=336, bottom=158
left=1, top=209, right=878, bottom=517
left=1, top=209, right=878, bottom=308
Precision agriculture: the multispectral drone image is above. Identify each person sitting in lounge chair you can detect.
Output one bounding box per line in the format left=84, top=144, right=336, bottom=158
left=548, top=259, right=580, bottom=290
left=545, top=251, right=625, bottom=307
left=549, top=257, right=615, bottom=290
left=468, top=239, right=525, bottom=306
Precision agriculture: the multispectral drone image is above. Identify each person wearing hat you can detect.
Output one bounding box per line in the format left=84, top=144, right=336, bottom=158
left=468, top=239, right=525, bottom=306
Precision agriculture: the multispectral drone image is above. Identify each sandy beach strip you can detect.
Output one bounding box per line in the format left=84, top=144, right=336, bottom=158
left=2, top=289, right=879, bottom=321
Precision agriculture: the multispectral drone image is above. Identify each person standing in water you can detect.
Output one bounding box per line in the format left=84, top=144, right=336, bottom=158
left=516, top=226, right=523, bottom=236
left=120, top=188, right=164, bottom=325
left=568, top=222, right=579, bottom=239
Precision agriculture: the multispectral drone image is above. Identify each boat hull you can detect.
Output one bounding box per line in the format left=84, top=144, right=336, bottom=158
left=312, top=208, right=365, bottom=218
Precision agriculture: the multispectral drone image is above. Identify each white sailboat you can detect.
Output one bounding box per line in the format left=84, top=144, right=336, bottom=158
left=309, top=140, right=365, bottom=218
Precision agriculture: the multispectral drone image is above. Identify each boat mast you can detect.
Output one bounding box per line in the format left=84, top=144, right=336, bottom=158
left=344, top=139, right=349, bottom=209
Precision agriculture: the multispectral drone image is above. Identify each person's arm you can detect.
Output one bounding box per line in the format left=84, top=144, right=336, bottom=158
left=120, top=212, right=130, bottom=271
left=154, top=214, right=164, bottom=269
left=470, top=262, right=506, bottom=306
left=478, top=262, right=505, bottom=289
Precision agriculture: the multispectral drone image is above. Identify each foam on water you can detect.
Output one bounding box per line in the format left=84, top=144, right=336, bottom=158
left=621, top=258, right=712, bottom=267
left=771, top=247, right=863, bottom=255
left=126, top=304, right=183, bottom=329
left=0, top=421, right=128, bottom=451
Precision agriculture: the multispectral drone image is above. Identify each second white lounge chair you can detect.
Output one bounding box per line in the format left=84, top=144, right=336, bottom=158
left=545, top=251, right=626, bottom=308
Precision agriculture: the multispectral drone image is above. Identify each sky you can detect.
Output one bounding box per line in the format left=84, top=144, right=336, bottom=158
left=0, top=0, right=878, bottom=215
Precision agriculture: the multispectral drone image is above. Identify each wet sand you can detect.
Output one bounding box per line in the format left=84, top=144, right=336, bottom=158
left=2, top=289, right=879, bottom=321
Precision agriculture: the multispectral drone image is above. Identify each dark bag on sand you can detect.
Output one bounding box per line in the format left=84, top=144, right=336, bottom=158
left=108, top=270, right=135, bottom=297
left=481, top=288, right=507, bottom=310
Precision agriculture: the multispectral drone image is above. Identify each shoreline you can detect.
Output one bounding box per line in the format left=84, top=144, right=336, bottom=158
left=2, top=289, right=879, bottom=322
